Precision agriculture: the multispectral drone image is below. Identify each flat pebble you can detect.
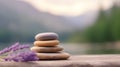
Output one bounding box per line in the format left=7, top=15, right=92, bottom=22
left=31, top=46, right=63, bottom=53
left=35, top=32, right=58, bottom=41
left=34, top=40, right=59, bottom=47
left=36, top=52, right=70, bottom=60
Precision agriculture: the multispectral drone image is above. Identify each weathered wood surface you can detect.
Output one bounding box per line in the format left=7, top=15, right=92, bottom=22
left=0, top=55, right=120, bottom=67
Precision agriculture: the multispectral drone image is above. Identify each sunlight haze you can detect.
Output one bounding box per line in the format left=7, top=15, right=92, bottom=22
left=24, top=0, right=114, bottom=16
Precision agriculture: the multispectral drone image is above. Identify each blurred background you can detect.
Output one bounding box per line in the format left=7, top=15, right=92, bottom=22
left=0, top=0, right=120, bottom=55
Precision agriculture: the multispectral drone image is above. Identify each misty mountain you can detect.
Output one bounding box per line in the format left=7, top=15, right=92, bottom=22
left=0, top=0, right=99, bottom=43
left=64, top=11, right=98, bottom=30
left=0, top=0, right=78, bottom=33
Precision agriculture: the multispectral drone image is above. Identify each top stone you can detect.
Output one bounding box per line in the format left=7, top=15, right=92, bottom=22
left=35, top=32, right=59, bottom=41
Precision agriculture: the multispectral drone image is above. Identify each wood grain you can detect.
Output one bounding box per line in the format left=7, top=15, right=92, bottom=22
left=0, top=55, right=120, bottom=67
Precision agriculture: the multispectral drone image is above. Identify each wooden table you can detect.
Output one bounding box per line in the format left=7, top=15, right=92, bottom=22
left=0, top=55, right=120, bottom=67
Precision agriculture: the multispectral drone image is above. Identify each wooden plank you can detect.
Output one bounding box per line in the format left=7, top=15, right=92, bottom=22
left=0, top=55, right=120, bottom=67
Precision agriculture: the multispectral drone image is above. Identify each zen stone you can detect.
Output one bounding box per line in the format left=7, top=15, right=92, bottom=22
left=34, top=40, right=59, bottom=47
left=31, top=46, right=63, bottom=53
left=35, top=32, right=58, bottom=41
left=36, top=52, right=70, bottom=60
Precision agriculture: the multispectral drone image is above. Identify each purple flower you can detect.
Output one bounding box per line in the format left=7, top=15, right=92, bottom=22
left=12, top=44, right=29, bottom=52
left=0, top=42, right=39, bottom=62
left=4, top=51, right=39, bottom=62
left=0, top=42, right=30, bottom=55
left=8, top=42, right=20, bottom=51
left=0, top=42, right=19, bottom=55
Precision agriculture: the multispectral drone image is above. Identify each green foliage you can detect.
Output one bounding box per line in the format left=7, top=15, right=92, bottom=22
left=68, top=5, right=120, bottom=43
left=85, top=6, right=120, bottom=43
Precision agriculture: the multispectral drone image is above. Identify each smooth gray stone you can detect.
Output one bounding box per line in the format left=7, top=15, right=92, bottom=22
left=35, top=32, right=58, bottom=41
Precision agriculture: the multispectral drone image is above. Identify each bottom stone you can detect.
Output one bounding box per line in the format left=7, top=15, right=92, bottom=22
left=36, top=52, right=70, bottom=60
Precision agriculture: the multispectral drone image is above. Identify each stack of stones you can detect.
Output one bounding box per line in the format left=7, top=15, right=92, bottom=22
left=31, top=32, right=70, bottom=60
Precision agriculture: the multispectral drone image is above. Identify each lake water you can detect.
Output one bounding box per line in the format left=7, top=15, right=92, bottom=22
left=0, top=43, right=120, bottom=54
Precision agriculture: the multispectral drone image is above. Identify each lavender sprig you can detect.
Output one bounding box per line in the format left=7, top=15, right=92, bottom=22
left=0, top=42, right=19, bottom=55
left=0, top=42, right=30, bottom=56
left=12, top=44, right=29, bottom=52
left=0, top=42, right=39, bottom=62
left=4, top=51, right=39, bottom=62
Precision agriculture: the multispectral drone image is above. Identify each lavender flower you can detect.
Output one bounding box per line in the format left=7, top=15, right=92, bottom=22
left=0, top=42, right=39, bottom=62
left=8, top=42, right=20, bottom=51
left=12, top=44, right=29, bottom=52
left=0, top=42, right=30, bottom=55
left=4, top=51, right=39, bottom=62
left=0, top=42, right=19, bottom=55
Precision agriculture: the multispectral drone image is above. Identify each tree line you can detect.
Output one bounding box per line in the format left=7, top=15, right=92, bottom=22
left=68, top=5, right=120, bottom=43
